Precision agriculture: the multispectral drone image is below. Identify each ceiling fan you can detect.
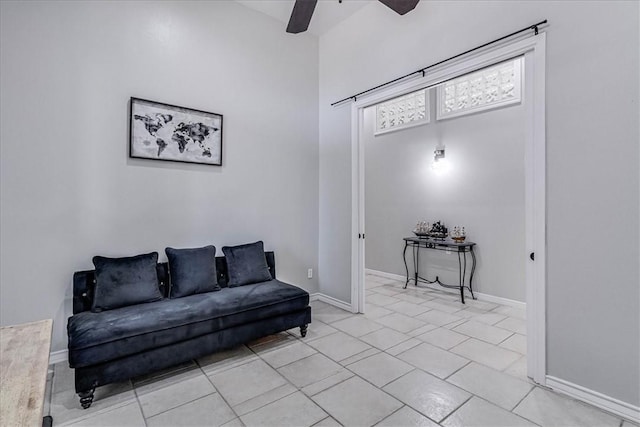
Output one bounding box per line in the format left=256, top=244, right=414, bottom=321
left=287, top=0, right=420, bottom=34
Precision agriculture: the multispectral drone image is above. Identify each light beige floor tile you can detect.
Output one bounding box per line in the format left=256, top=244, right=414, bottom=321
left=234, top=383, right=298, bottom=416
left=376, top=406, right=439, bottom=427
left=386, top=301, right=431, bottom=317
left=208, top=359, right=287, bottom=407
left=397, top=342, right=469, bottom=379
left=393, top=293, right=432, bottom=304
left=362, top=304, right=394, bottom=319
left=415, top=327, right=469, bottom=350
left=331, top=316, right=384, bottom=337
left=367, top=293, right=402, bottom=307
left=385, top=338, right=422, bottom=356
left=442, top=396, right=537, bottom=427
left=346, top=352, right=414, bottom=387
left=513, top=387, right=621, bottom=427
left=241, top=391, right=327, bottom=427
left=383, top=369, right=471, bottom=422
left=503, top=356, right=528, bottom=381
left=313, top=307, right=354, bottom=324
left=339, top=347, right=380, bottom=366
left=453, top=320, right=514, bottom=344
left=51, top=381, right=136, bottom=426
left=443, top=319, right=469, bottom=330
left=135, top=367, right=215, bottom=417
left=301, top=370, right=354, bottom=396
left=198, top=345, right=258, bottom=376
left=278, top=353, right=345, bottom=388
left=407, top=323, right=439, bottom=337
left=292, top=321, right=339, bottom=341
left=259, top=340, right=318, bottom=368
left=220, top=418, right=245, bottom=427
left=372, top=287, right=401, bottom=296
left=311, top=300, right=334, bottom=310
left=450, top=338, right=521, bottom=371
left=493, top=305, right=527, bottom=320
left=417, top=310, right=464, bottom=327
left=454, top=306, right=488, bottom=318
left=422, top=299, right=466, bottom=314
left=312, top=416, right=342, bottom=426
left=63, top=402, right=145, bottom=427
left=360, top=327, right=412, bottom=350
left=374, top=313, right=427, bottom=333
left=499, top=333, right=526, bottom=354
left=465, top=299, right=500, bottom=311
left=146, top=393, right=236, bottom=427
left=494, top=316, right=527, bottom=335
left=307, top=331, right=372, bottom=361
left=53, top=362, right=75, bottom=395
left=446, top=362, right=533, bottom=410
left=622, top=421, right=640, bottom=427
left=470, top=311, right=508, bottom=325
left=313, top=376, right=403, bottom=426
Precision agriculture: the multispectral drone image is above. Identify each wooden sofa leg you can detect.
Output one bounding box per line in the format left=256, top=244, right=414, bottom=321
left=78, top=388, right=95, bottom=409
left=300, top=324, right=308, bottom=337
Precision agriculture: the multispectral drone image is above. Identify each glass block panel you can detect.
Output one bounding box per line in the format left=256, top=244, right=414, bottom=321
left=375, top=88, right=430, bottom=135
left=437, top=57, right=522, bottom=120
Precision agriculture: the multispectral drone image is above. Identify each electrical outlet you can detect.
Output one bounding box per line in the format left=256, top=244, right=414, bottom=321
left=307, top=268, right=313, bottom=279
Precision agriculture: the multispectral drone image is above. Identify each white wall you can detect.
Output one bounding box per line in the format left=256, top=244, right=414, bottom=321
left=319, top=0, right=639, bottom=408
left=0, top=1, right=319, bottom=352
left=364, top=91, right=526, bottom=302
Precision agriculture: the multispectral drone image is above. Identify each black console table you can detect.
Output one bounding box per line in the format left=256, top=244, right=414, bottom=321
left=402, top=237, right=477, bottom=304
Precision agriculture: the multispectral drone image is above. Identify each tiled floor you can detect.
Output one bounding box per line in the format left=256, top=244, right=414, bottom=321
left=46, top=274, right=635, bottom=427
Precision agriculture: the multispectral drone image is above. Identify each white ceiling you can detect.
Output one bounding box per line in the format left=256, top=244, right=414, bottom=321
left=235, top=0, right=372, bottom=36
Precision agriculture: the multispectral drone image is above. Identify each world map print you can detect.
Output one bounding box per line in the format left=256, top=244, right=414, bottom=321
left=130, top=98, right=222, bottom=166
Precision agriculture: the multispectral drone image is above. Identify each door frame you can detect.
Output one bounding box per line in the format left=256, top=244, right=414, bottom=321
left=349, top=34, right=547, bottom=385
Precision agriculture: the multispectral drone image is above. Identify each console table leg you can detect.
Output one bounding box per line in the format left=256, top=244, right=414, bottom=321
left=403, top=242, right=410, bottom=289
left=469, top=248, right=477, bottom=300
left=458, top=252, right=465, bottom=304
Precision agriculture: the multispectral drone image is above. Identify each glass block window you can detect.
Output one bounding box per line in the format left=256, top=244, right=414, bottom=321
left=437, top=57, right=522, bottom=120
left=375, top=89, right=429, bottom=135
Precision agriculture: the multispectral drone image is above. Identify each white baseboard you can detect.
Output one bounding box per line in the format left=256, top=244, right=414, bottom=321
left=310, top=292, right=354, bottom=312
left=546, top=376, right=639, bottom=424
left=365, top=268, right=526, bottom=309
left=50, top=349, right=68, bottom=364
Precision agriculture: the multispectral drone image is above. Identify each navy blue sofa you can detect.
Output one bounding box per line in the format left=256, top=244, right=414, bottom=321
left=67, top=251, right=311, bottom=409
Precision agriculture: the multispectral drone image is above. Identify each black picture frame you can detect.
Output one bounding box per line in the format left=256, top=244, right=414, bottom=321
left=129, top=97, right=223, bottom=166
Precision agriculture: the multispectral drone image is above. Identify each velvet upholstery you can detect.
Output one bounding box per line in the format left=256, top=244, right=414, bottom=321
left=69, top=250, right=309, bottom=406
left=222, top=241, right=272, bottom=287
left=68, top=280, right=309, bottom=367
left=72, top=253, right=277, bottom=314
left=73, top=307, right=311, bottom=392
left=91, top=252, right=163, bottom=312
left=165, top=246, right=220, bottom=298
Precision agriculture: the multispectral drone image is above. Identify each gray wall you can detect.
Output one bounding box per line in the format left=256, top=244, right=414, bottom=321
left=319, top=1, right=639, bottom=407
left=364, top=92, right=526, bottom=302
left=0, top=1, right=320, bottom=352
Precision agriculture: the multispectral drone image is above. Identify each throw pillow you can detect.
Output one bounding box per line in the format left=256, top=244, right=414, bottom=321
left=92, top=252, right=163, bottom=312
left=165, top=245, right=220, bottom=298
left=222, top=241, right=272, bottom=287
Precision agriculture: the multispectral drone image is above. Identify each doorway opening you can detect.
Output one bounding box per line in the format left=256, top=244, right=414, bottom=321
left=349, top=35, right=546, bottom=385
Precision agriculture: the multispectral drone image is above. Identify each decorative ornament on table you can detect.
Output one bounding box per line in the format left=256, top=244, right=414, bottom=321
left=413, top=220, right=448, bottom=240
left=428, top=221, right=448, bottom=240
left=451, top=226, right=467, bottom=242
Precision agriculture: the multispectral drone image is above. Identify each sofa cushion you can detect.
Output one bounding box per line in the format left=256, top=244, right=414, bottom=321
left=222, top=241, right=272, bottom=287
left=166, top=246, right=220, bottom=298
left=68, top=280, right=309, bottom=367
left=92, top=252, right=163, bottom=312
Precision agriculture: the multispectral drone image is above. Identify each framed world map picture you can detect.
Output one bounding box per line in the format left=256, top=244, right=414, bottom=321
left=129, top=97, right=223, bottom=166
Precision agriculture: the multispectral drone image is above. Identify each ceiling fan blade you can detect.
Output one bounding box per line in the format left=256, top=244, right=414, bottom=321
left=286, top=0, right=318, bottom=34
left=378, top=0, right=420, bottom=15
